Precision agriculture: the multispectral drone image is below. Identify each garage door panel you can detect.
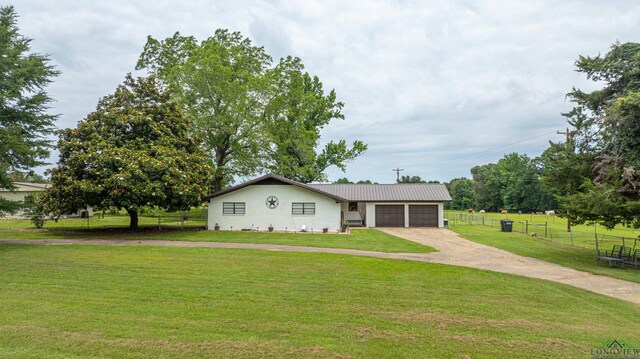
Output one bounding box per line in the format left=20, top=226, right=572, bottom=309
left=409, top=205, right=438, bottom=227
left=375, top=205, right=405, bottom=227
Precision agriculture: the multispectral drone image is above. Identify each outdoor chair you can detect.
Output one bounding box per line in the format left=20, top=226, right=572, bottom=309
left=596, top=244, right=626, bottom=268
left=620, top=245, right=632, bottom=260
left=623, top=249, right=640, bottom=269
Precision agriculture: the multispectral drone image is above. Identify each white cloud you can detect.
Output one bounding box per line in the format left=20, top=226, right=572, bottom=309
left=12, top=0, right=640, bottom=182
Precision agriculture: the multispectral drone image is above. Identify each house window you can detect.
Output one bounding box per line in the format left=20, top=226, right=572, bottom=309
left=348, top=202, right=358, bottom=211
left=292, top=202, right=315, bottom=215
left=223, top=202, right=245, bottom=214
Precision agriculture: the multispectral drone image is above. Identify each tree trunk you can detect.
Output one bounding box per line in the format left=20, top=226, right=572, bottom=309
left=128, top=209, right=139, bottom=230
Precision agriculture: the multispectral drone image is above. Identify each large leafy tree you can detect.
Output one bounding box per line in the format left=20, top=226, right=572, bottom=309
left=43, top=75, right=211, bottom=229
left=137, top=30, right=269, bottom=192
left=445, top=177, right=475, bottom=210
left=558, top=42, right=640, bottom=229
left=538, top=141, right=595, bottom=200
left=137, top=29, right=366, bottom=189
left=471, top=154, right=556, bottom=212
left=0, top=6, right=58, bottom=215
left=496, top=153, right=556, bottom=212
left=470, top=163, right=500, bottom=211
left=264, top=57, right=366, bottom=183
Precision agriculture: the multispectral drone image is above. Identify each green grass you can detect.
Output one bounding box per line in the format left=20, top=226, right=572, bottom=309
left=0, top=222, right=434, bottom=254
left=445, top=210, right=640, bottom=238
left=449, top=224, right=640, bottom=284
left=0, top=211, right=207, bottom=230
left=0, top=244, right=638, bottom=358
left=146, top=228, right=435, bottom=253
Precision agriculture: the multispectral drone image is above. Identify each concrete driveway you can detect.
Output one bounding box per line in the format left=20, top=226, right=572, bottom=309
left=379, top=228, right=640, bottom=305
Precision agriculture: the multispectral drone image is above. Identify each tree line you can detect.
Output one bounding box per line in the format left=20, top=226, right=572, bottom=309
left=445, top=153, right=556, bottom=213
left=446, top=42, right=640, bottom=231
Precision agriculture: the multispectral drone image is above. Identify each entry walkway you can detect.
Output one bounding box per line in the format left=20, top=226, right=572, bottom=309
left=1, top=230, right=639, bottom=305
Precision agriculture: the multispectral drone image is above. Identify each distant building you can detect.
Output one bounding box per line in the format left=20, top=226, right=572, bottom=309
left=0, top=182, right=92, bottom=218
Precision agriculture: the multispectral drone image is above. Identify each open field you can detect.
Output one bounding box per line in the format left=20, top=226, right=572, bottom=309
left=0, top=244, right=638, bottom=358
left=449, top=224, right=640, bottom=284
left=444, top=210, right=640, bottom=239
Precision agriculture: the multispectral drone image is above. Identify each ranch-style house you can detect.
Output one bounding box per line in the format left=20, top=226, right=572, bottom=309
left=206, top=174, right=451, bottom=233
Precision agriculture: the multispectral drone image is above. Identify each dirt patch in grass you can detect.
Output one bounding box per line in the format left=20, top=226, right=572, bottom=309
left=382, top=310, right=543, bottom=329
left=379, top=310, right=599, bottom=333
left=355, top=327, right=419, bottom=342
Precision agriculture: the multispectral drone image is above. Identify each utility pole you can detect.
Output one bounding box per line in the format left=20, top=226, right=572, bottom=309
left=557, top=127, right=572, bottom=232
left=557, top=128, right=570, bottom=143
left=392, top=167, right=404, bottom=183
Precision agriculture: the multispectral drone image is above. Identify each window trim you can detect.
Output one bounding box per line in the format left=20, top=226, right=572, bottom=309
left=292, top=202, right=315, bottom=215
left=223, top=202, right=245, bottom=215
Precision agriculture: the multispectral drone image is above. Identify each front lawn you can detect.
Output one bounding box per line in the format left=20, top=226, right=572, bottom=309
left=145, top=228, right=435, bottom=253
left=0, top=224, right=434, bottom=254
left=0, top=244, right=638, bottom=358
left=450, top=224, right=640, bottom=284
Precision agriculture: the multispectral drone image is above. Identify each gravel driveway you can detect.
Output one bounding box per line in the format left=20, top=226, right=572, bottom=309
left=379, top=228, right=640, bottom=305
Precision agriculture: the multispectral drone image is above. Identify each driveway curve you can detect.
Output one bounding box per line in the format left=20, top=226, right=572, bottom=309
left=379, top=228, right=640, bottom=305
left=1, top=230, right=639, bottom=305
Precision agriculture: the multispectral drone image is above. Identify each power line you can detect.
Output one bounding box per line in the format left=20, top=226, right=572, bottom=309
left=448, top=130, right=559, bottom=162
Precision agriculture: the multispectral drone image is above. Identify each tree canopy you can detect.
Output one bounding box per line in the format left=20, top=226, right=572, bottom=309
left=397, top=175, right=426, bottom=183
left=333, top=177, right=377, bottom=184
left=0, top=5, right=58, bottom=215
left=445, top=178, right=474, bottom=210
left=554, top=42, right=640, bottom=229
left=136, top=29, right=366, bottom=190
left=471, top=153, right=556, bottom=212
left=43, top=75, right=211, bottom=229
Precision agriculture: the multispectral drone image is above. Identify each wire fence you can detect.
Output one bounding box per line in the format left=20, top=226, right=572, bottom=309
left=449, top=213, right=639, bottom=252
left=74, top=208, right=208, bottom=231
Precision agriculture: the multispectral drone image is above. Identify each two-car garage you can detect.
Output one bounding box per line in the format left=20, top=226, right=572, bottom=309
left=307, top=181, right=451, bottom=228
left=375, top=204, right=439, bottom=227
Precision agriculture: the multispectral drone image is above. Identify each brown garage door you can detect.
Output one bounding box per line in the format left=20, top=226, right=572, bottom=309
left=375, top=205, right=405, bottom=227
left=409, top=205, right=438, bottom=227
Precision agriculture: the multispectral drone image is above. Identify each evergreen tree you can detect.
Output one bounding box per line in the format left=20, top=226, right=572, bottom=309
left=0, top=6, right=58, bottom=215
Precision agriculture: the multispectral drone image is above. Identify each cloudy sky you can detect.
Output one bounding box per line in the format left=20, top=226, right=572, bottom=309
left=14, top=0, right=640, bottom=183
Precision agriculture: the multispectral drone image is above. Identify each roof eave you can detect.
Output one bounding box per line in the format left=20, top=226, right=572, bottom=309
left=203, top=174, right=348, bottom=203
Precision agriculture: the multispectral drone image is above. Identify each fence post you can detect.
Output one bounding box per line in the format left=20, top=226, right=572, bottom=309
left=525, top=220, right=528, bottom=234
left=569, top=229, right=573, bottom=246
left=482, top=216, right=485, bottom=226
left=544, top=221, right=548, bottom=238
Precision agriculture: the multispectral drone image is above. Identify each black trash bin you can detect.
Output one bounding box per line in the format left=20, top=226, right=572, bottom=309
left=500, top=219, right=513, bottom=232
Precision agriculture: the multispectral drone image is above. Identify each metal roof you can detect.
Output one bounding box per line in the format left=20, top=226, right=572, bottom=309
left=205, top=174, right=349, bottom=202
left=0, top=182, right=50, bottom=192
left=205, top=174, right=451, bottom=202
left=306, top=183, right=452, bottom=202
